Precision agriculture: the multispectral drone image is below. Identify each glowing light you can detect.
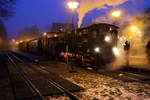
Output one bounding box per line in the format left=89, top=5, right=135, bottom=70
left=20, top=40, right=23, bottom=43
left=43, top=32, right=47, bottom=36
left=67, top=1, right=79, bottom=9
left=54, top=34, right=58, bottom=37
left=112, top=10, right=121, bottom=18
left=113, top=47, right=120, bottom=56
left=12, top=39, right=15, bottom=42
left=110, top=27, right=112, bottom=31
left=94, top=47, right=100, bottom=53
left=130, top=25, right=138, bottom=31
left=15, top=42, right=19, bottom=44
left=105, top=36, right=111, bottom=42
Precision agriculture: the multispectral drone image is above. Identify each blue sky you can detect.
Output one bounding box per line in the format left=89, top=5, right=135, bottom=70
left=5, top=0, right=150, bottom=38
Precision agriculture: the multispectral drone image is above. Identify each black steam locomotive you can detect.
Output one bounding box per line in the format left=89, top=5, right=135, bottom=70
left=19, top=23, right=119, bottom=69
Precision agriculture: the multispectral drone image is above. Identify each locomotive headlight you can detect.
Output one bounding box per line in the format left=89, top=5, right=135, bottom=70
left=94, top=47, right=100, bottom=53
left=105, top=36, right=111, bottom=42
left=112, top=47, right=120, bottom=56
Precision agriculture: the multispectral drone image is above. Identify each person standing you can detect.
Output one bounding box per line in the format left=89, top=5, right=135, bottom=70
left=146, top=41, right=150, bottom=64
left=124, top=41, right=130, bottom=66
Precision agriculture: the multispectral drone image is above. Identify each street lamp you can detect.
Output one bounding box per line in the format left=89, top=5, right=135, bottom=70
left=111, top=10, right=122, bottom=18
left=111, top=10, right=122, bottom=25
left=130, top=25, right=138, bottom=32
left=130, top=25, right=142, bottom=35
left=67, top=1, right=79, bottom=9
left=67, top=1, right=79, bottom=72
left=43, top=32, right=47, bottom=36
left=67, top=1, right=79, bottom=30
left=15, top=41, right=19, bottom=45
left=43, top=32, right=48, bottom=57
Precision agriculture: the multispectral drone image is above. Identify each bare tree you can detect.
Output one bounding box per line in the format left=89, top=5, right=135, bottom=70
left=0, top=0, right=17, bottom=50
left=0, top=0, right=16, bottom=18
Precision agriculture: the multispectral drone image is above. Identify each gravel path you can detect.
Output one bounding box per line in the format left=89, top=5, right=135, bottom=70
left=40, top=61, right=150, bottom=100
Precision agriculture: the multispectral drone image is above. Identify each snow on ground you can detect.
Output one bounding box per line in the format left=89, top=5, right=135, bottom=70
left=43, top=62, right=150, bottom=100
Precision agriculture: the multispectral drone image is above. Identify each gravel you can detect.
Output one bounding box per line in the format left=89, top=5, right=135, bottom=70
left=41, top=61, right=150, bottom=100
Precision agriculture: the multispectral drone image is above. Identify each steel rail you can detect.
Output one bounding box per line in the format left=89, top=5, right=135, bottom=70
left=6, top=53, right=46, bottom=100
left=11, top=52, right=79, bottom=100
left=4, top=55, right=18, bottom=100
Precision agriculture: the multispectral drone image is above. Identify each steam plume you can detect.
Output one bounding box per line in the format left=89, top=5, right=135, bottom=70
left=77, top=0, right=128, bottom=27
left=107, top=14, right=150, bottom=71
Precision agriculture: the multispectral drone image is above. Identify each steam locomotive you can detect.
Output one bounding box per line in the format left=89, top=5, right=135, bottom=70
left=19, top=23, right=119, bottom=69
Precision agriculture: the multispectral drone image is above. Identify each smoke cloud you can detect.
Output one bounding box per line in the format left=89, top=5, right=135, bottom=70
left=77, top=0, right=128, bottom=27
left=107, top=13, right=150, bottom=71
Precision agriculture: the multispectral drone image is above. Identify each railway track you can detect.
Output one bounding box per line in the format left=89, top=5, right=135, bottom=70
left=96, top=68, right=150, bottom=84
left=8, top=52, right=79, bottom=100
left=13, top=51, right=150, bottom=85
left=6, top=53, right=46, bottom=100
left=118, top=71, right=150, bottom=82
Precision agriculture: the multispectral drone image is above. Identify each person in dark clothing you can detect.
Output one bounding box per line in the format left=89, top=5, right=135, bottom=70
left=146, top=41, right=150, bottom=64
left=146, top=41, right=150, bottom=50
left=124, top=41, right=130, bottom=66
left=124, top=41, right=130, bottom=51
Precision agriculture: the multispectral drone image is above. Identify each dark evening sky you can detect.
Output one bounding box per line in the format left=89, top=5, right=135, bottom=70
left=5, top=0, right=150, bottom=38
